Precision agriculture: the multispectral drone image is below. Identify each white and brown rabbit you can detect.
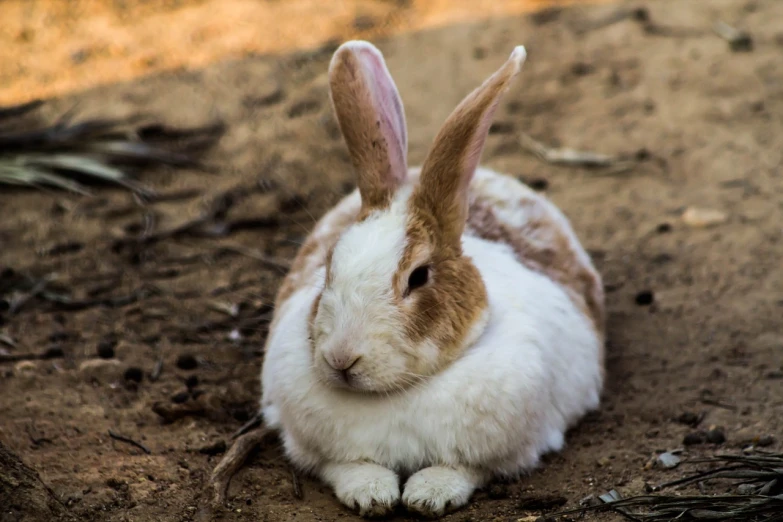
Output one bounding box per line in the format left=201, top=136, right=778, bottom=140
left=260, top=41, right=605, bottom=518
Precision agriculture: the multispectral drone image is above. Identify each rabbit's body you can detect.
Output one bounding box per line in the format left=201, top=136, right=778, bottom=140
left=260, top=42, right=604, bottom=517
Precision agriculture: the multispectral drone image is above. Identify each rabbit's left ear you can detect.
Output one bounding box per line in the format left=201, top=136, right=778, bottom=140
left=414, top=47, right=526, bottom=245
left=329, top=41, right=408, bottom=213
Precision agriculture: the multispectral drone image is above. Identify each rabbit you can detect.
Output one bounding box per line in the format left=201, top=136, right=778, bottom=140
left=260, top=40, right=605, bottom=518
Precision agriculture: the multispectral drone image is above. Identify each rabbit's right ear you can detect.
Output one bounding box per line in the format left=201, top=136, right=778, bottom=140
left=329, top=41, right=408, bottom=213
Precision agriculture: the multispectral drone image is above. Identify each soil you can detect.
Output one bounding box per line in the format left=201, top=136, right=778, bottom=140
left=1, top=0, right=783, bottom=521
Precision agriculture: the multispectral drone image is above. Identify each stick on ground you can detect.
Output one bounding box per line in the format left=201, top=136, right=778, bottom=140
left=518, top=133, right=637, bottom=174
left=207, top=425, right=271, bottom=507
left=108, top=430, right=152, bottom=455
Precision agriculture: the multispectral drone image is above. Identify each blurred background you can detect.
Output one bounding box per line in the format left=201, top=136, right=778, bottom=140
left=1, top=0, right=600, bottom=104
left=1, top=1, right=782, bottom=522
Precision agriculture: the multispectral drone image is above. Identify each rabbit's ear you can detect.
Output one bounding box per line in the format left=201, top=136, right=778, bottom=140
left=329, top=41, right=408, bottom=213
left=414, top=47, right=526, bottom=244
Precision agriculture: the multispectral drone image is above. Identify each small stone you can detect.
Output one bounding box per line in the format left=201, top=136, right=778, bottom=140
left=682, top=207, right=728, bottom=228
left=529, top=178, right=549, bottom=191
left=597, top=457, right=611, bottom=467
left=171, top=391, right=190, bottom=404
left=579, top=494, right=601, bottom=507
left=635, top=290, right=655, bottom=306
left=737, top=484, right=757, bottom=495
left=656, top=222, right=672, bottom=233
left=706, top=428, right=726, bottom=444
left=756, top=435, right=775, bottom=447
left=655, top=452, right=681, bottom=469
left=176, top=354, right=198, bottom=370
left=676, top=411, right=703, bottom=427
left=123, top=367, right=143, bottom=383
left=42, top=346, right=64, bottom=359
left=684, top=431, right=707, bottom=445
left=97, top=339, right=116, bottom=359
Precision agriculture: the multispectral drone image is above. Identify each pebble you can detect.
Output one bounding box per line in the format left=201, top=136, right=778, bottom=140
left=706, top=428, right=726, bottom=444
left=676, top=411, right=703, bottom=427
left=655, top=452, right=681, bottom=469
left=42, top=345, right=64, bottom=359
left=176, top=354, right=198, bottom=370
left=123, top=367, right=143, bottom=383
left=757, top=435, right=775, bottom=447
left=681, top=207, right=728, bottom=228
left=684, top=431, right=706, bottom=445
left=635, top=290, right=654, bottom=306
left=97, top=339, right=116, bottom=359
left=171, top=391, right=190, bottom=404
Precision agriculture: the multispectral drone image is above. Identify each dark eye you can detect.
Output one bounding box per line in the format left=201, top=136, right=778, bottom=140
left=407, top=265, right=430, bottom=294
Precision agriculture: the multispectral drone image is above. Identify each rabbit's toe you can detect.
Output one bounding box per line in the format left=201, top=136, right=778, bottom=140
left=402, top=466, right=478, bottom=517
left=330, top=463, right=400, bottom=517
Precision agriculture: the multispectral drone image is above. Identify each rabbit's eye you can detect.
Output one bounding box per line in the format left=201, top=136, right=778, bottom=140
left=406, top=265, right=430, bottom=294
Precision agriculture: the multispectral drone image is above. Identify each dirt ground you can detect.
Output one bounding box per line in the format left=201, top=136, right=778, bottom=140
left=1, top=0, right=783, bottom=520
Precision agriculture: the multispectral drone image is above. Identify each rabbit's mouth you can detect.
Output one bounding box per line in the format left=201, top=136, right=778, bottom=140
left=315, top=352, right=427, bottom=396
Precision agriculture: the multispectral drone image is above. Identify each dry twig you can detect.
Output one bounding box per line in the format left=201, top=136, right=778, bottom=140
left=518, top=133, right=637, bottom=174
left=108, top=430, right=152, bottom=455
left=549, top=452, right=783, bottom=521
left=207, top=426, right=272, bottom=507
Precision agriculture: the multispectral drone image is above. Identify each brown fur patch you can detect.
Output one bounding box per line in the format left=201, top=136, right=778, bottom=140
left=397, top=205, right=488, bottom=369
left=466, top=197, right=606, bottom=345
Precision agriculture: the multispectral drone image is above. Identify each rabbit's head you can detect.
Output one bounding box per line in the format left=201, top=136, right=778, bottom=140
left=309, top=41, right=526, bottom=394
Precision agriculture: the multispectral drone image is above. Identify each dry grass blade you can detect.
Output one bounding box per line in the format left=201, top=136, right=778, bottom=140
left=0, top=164, right=91, bottom=194
left=0, top=101, right=223, bottom=195
left=518, top=133, right=637, bottom=174
left=549, top=452, right=783, bottom=521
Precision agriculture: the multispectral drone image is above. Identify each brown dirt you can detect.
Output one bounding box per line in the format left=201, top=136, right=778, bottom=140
left=1, top=0, right=783, bottom=521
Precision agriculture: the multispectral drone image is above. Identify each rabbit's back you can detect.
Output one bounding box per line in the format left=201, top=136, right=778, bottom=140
left=465, top=167, right=605, bottom=342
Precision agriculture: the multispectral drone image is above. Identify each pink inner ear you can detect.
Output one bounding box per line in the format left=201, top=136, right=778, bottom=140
left=354, top=45, right=408, bottom=186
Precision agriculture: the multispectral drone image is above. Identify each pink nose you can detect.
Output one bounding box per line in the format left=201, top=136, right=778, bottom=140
left=325, top=353, right=360, bottom=372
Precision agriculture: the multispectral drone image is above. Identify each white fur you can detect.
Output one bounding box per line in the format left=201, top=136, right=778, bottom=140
left=261, top=167, right=603, bottom=517
left=311, top=186, right=438, bottom=392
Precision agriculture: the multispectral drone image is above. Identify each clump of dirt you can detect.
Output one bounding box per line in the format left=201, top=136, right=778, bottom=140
left=1, top=0, right=782, bottom=521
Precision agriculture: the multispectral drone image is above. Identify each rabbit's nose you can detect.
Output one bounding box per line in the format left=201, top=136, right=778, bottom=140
left=325, top=352, right=361, bottom=372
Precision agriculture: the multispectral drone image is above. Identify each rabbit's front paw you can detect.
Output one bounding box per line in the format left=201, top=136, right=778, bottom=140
left=326, top=462, right=400, bottom=517
left=402, top=466, right=478, bottom=517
